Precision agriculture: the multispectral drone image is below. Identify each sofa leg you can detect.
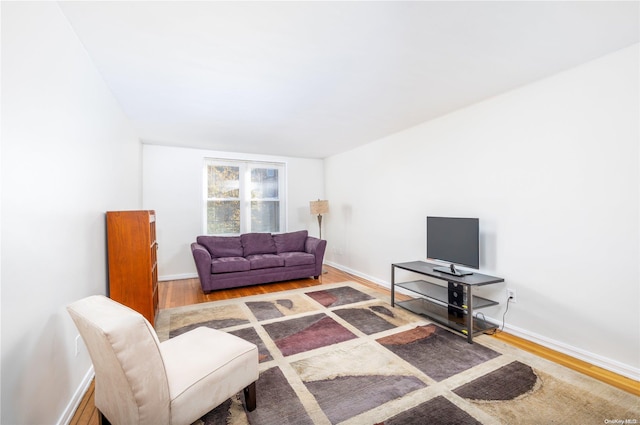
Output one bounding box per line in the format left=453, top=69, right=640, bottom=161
left=313, top=275, right=319, bottom=279
left=244, top=382, right=257, bottom=411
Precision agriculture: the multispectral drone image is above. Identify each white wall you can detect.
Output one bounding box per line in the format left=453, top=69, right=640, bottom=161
left=1, top=3, right=142, bottom=424
left=324, top=45, right=639, bottom=378
left=142, top=145, right=324, bottom=279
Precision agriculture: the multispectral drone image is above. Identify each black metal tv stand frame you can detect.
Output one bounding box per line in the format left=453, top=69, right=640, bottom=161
left=391, top=261, right=504, bottom=343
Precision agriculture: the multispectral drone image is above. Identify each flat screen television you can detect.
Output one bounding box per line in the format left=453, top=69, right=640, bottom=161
left=426, top=216, right=479, bottom=276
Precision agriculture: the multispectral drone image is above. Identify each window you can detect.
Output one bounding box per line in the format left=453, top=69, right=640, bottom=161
left=204, top=159, right=285, bottom=234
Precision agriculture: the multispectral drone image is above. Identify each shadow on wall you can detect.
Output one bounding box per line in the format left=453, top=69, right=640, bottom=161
left=480, top=230, right=497, bottom=271
left=328, top=203, right=353, bottom=263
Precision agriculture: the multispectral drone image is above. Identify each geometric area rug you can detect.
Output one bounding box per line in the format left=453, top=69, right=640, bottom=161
left=155, top=282, right=640, bottom=425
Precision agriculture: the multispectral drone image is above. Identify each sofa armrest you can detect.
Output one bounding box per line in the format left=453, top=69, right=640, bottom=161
left=305, top=237, right=327, bottom=277
left=191, top=243, right=212, bottom=288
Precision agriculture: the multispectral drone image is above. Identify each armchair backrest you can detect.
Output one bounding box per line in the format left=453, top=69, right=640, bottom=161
left=67, top=295, right=170, bottom=425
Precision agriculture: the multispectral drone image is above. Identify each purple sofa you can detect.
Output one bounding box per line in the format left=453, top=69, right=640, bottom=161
left=191, top=230, right=327, bottom=293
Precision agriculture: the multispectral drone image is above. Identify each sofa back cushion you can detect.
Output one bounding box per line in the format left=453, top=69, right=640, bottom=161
left=241, top=233, right=277, bottom=256
left=273, top=230, right=308, bottom=254
left=197, top=236, right=243, bottom=258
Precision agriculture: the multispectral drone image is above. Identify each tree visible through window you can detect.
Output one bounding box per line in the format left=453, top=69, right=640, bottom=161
left=205, top=159, right=285, bottom=234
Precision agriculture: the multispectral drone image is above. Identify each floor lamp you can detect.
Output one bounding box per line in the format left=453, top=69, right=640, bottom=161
left=310, top=199, right=329, bottom=274
left=309, top=199, right=329, bottom=240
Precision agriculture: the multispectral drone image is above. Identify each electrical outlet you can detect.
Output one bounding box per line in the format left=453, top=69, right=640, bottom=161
left=506, top=288, right=517, bottom=303
left=75, top=335, right=81, bottom=357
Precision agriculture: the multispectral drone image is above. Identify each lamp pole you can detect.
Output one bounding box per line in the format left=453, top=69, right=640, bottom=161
left=316, top=213, right=323, bottom=240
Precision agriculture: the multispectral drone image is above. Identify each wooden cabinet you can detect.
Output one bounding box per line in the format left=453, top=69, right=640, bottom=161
left=106, top=210, right=158, bottom=325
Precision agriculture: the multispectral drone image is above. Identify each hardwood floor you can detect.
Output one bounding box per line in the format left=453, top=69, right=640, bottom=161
left=157, top=265, right=378, bottom=308
left=70, top=265, right=639, bottom=424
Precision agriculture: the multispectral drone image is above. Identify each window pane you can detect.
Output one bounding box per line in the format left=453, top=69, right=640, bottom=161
left=208, top=165, right=240, bottom=198
left=204, top=159, right=285, bottom=235
left=251, top=201, right=280, bottom=233
left=251, top=168, right=279, bottom=199
left=207, top=201, right=240, bottom=234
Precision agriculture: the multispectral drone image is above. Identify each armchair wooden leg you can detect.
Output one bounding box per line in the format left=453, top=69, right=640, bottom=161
left=243, top=382, right=257, bottom=412
left=99, top=410, right=111, bottom=425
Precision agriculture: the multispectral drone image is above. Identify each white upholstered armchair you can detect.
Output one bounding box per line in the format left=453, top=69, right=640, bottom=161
left=67, top=295, right=259, bottom=425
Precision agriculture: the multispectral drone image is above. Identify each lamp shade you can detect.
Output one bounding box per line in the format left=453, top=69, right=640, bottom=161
left=310, top=200, right=329, bottom=215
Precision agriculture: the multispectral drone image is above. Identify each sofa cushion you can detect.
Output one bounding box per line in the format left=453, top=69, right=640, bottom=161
left=273, top=230, right=308, bottom=254
left=241, top=233, right=277, bottom=256
left=279, top=252, right=315, bottom=267
left=246, top=254, right=285, bottom=270
left=197, top=236, right=243, bottom=258
left=211, top=257, right=250, bottom=274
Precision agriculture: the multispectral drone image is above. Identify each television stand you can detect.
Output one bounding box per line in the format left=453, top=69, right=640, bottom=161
left=391, top=261, right=504, bottom=343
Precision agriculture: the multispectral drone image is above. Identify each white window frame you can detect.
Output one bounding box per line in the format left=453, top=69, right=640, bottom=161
left=203, top=158, right=286, bottom=235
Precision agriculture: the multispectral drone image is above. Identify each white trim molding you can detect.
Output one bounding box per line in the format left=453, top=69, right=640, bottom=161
left=159, top=272, right=199, bottom=282
left=493, top=321, right=640, bottom=381
left=57, top=366, right=94, bottom=425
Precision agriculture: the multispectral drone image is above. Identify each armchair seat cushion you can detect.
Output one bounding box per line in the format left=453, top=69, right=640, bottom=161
left=211, top=257, right=250, bottom=274
left=279, top=252, right=315, bottom=266
left=161, top=327, right=259, bottom=425
left=247, top=254, right=285, bottom=270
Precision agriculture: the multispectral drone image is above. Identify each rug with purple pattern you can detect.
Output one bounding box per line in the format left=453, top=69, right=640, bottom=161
left=155, top=282, right=639, bottom=425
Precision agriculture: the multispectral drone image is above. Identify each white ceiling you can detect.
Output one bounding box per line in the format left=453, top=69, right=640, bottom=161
left=59, top=1, right=639, bottom=159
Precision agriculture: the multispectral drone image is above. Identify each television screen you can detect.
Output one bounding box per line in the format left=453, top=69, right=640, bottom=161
left=427, top=217, right=479, bottom=269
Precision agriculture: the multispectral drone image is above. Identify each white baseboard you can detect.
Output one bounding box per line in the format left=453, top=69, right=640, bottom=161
left=159, top=272, right=198, bottom=282
left=324, top=261, right=421, bottom=299
left=325, top=261, right=389, bottom=287
left=326, top=261, right=640, bottom=382
left=58, top=366, right=94, bottom=425
left=491, top=321, right=640, bottom=381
